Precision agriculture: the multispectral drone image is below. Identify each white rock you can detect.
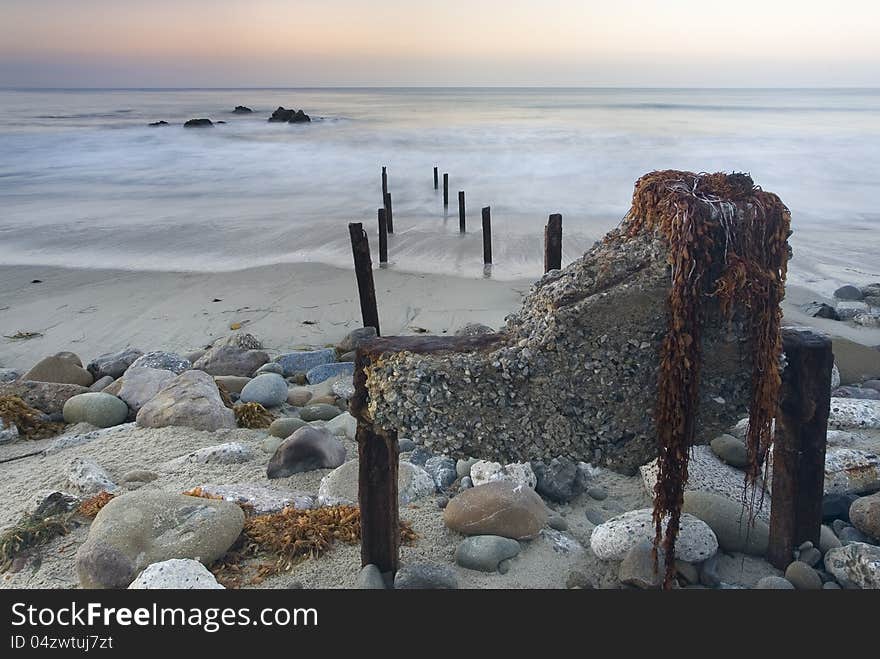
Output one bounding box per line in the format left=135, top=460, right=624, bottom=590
left=831, top=363, right=841, bottom=390
left=128, top=559, right=224, bottom=590
left=68, top=457, right=117, bottom=495
left=829, top=398, right=880, bottom=430
left=824, top=542, right=880, bottom=589
left=471, top=460, right=537, bottom=489
left=180, top=442, right=255, bottom=465
left=196, top=484, right=315, bottom=514
left=325, top=411, right=356, bottom=440
left=0, top=418, right=19, bottom=443
left=540, top=528, right=584, bottom=554
left=590, top=508, right=719, bottom=562
left=824, top=447, right=880, bottom=495
left=317, top=460, right=434, bottom=506
left=117, top=367, right=175, bottom=411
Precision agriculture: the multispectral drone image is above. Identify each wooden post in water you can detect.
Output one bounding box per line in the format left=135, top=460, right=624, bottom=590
left=482, top=206, right=492, bottom=264
left=443, top=173, right=449, bottom=206
left=544, top=213, right=563, bottom=272
left=383, top=192, right=394, bottom=234
left=348, top=222, right=380, bottom=336
left=381, top=166, right=387, bottom=197
left=433, top=167, right=439, bottom=190
left=378, top=208, right=388, bottom=264
left=458, top=191, right=466, bottom=233
left=767, top=327, right=833, bottom=569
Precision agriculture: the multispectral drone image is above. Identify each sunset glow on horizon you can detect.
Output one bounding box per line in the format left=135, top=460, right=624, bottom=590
left=2, top=0, right=879, bottom=87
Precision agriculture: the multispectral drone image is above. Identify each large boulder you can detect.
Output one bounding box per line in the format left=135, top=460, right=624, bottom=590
left=240, top=373, right=289, bottom=407
left=306, top=362, right=354, bottom=385
left=824, top=448, right=880, bottom=495
left=116, top=367, right=175, bottom=412
left=87, top=348, right=143, bottom=380
left=828, top=398, right=880, bottom=430
left=274, top=349, right=336, bottom=377
left=317, top=460, right=434, bottom=507
left=193, top=345, right=269, bottom=377
left=213, top=332, right=263, bottom=350
left=0, top=380, right=89, bottom=415
left=76, top=491, right=244, bottom=589
left=23, top=355, right=93, bottom=387
left=128, top=559, right=224, bottom=589
left=681, top=491, right=769, bottom=556
left=849, top=493, right=880, bottom=540
left=266, top=426, right=347, bottom=478
left=443, top=480, right=549, bottom=540
left=824, top=542, right=880, bottom=589
left=136, top=370, right=235, bottom=431
left=128, top=351, right=191, bottom=374
left=62, top=392, right=129, bottom=428
left=589, top=508, right=718, bottom=562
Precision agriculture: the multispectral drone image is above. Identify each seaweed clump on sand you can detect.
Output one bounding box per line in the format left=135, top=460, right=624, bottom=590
left=624, top=170, right=790, bottom=588
left=0, top=395, right=64, bottom=440
left=76, top=491, right=115, bottom=518
left=234, top=402, right=274, bottom=429
left=211, top=506, right=417, bottom=588
left=0, top=492, right=80, bottom=572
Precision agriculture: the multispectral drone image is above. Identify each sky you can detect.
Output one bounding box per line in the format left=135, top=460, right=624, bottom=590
left=1, top=0, right=878, bottom=88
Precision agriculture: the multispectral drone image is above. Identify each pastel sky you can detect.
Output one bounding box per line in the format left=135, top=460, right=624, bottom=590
left=1, top=0, right=878, bottom=87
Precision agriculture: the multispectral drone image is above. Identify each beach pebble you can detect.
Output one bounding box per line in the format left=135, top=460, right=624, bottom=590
left=136, top=370, right=235, bottom=432
left=182, top=442, right=255, bottom=465
left=193, top=345, right=269, bottom=378
left=682, top=491, right=769, bottom=555
left=755, top=576, right=795, bottom=590
left=407, top=446, right=432, bottom=467
left=785, top=561, right=823, bottom=590
left=196, top=484, right=315, bottom=514
left=267, top=426, right=346, bottom=478
left=566, top=570, right=593, bottom=589
left=0, top=368, right=21, bottom=383
left=213, top=375, right=250, bottom=395
left=532, top=456, right=583, bottom=502
left=443, top=480, right=549, bottom=540
left=828, top=398, right=880, bottom=430
left=471, top=460, right=537, bottom=489
left=460, top=476, right=473, bottom=489
left=214, top=332, right=263, bottom=351
left=254, top=362, right=284, bottom=376
left=68, top=457, right=117, bottom=495
left=700, top=554, right=721, bottom=587
left=710, top=434, right=748, bottom=468
left=330, top=378, right=355, bottom=400
left=850, top=493, right=880, bottom=540
left=89, top=376, right=115, bottom=392
left=287, top=387, right=312, bottom=406
left=274, top=349, right=336, bottom=377
left=129, top=559, right=224, bottom=590
left=76, top=490, right=244, bottom=588
left=325, top=411, right=356, bottom=439
left=337, top=327, right=377, bottom=353
left=676, top=560, right=699, bottom=585
left=318, top=460, right=434, bottom=506
left=62, top=392, right=128, bottom=428
left=824, top=542, right=880, bottom=588
left=456, top=457, right=478, bottom=479
left=619, top=540, right=664, bottom=589
left=425, top=456, right=457, bottom=491
left=116, top=366, right=175, bottom=411
left=835, top=285, right=864, bottom=301
left=120, top=470, right=158, bottom=485
left=0, top=418, right=20, bottom=443
left=455, top=535, right=521, bottom=572
left=585, top=505, right=613, bottom=526
left=357, top=564, right=386, bottom=589
left=240, top=373, right=288, bottom=408
left=307, top=362, right=354, bottom=385
left=128, top=351, right=191, bottom=375
left=454, top=323, right=494, bottom=337
left=839, top=525, right=871, bottom=545
left=590, top=508, right=717, bottom=562
left=824, top=493, right=859, bottom=521
left=24, top=355, right=93, bottom=387
left=799, top=547, right=822, bottom=567
left=831, top=363, right=841, bottom=390
left=820, top=524, right=842, bottom=554
left=587, top=486, right=608, bottom=501
left=398, top=438, right=416, bottom=452
left=802, top=302, right=839, bottom=320
left=268, top=416, right=308, bottom=439
left=393, top=564, right=458, bottom=589
left=548, top=514, right=568, bottom=531
left=299, top=403, right=342, bottom=422
left=87, top=348, right=143, bottom=380
left=823, top=447, right=880, bottom=495
left=823, top=581, right=842, bottom=589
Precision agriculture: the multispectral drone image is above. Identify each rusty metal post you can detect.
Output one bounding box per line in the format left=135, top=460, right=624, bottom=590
left=348, top=222, right=380, bottom=336
left=768, top=327, right=833, bottom=569
left=545, top=213, right=562, bottom=272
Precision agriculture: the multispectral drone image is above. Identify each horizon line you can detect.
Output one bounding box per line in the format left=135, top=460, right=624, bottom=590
left=2, top=85, right=879, bottom=92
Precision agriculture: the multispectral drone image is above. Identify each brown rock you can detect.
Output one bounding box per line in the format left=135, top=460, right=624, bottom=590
left=266, top=426, right=347, bottom=478
left=0, top=380, right=89, bottom=415
left=23, top=355, right=93, bottom=387
left=287, top=387, right=312, bottom=406
left=442, top=480, right=548, bottom=540
left=214, top=376, right=251, bottom=395
left=850, top=493, right=880, bottom=541
left=136, top=370, right=235, bottom=431
left=192, top=345, right=268, bottom=377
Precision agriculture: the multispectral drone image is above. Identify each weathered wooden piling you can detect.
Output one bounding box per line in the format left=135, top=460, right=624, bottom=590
left=348, top=222, right=380, bottom=336
left=433, top=166, right=439, bottom=190
left=544, top=213, right=562, bottom=272
left=381, top=166, right=387, bottom=197
left=458, top=191, right=466, bottom=233
left=767, top=327, right=833, bottom=569
left=443, top=173, right=449, bottom=206
left=482, top=206, right=492, bottom=264
left=378, top=208, right=388, bottom=264
left=383, top=192, right=394, bottom=234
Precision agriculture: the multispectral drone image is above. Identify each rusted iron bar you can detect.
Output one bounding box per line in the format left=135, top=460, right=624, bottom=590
left=458, top=190, right=466, bottom=233
left=433, top=166, right=439, bottom=190
left=545, top=213, right=562, bottom=272
left=348, top=222, right=380, bottom=336
left=378, top=208, right=388, bottom=264
left=443, top=173, right=449, bottom=206
left=381, top=166, right=387, bottom=197
left=482, top=206, right=492, bottom=264
left=383, top=191, right=394, bottom=234
left=767, top=327, right=833, bottom=569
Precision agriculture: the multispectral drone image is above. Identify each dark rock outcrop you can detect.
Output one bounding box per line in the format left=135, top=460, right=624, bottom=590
left=268, top=107, right=311, bottom=123
left=183, top=118, right=213, bottom=128
left=232, top=106, right=253, bottom=114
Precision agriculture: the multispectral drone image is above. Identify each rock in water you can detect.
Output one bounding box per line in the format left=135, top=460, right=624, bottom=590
left=266, top=426, right=346, bottom=478
left=393, top=564, right=457, bottom=589
left=76, top=491, right=243, bottom=589
left=193, top=345, right=269, bottom=377
left=455, top=535, right=521, bottom=572
left=0, top=381, right=89, bottom=415
left=87, top=348, right=143, bottom=380
left=317, top=460, right=434, bottom=506
left=681, top=491, right=769, bottom=556
left=128, top=351, right=191, bottom=374
left=116, top=367, right=175, bottom=412
left=268, top=107, right=311, bottom=123
left=129, top=559, right=224, bottom=589
left=184, top=118, right=213, bottom=127
left=239, top=373, right=288, bottom=407
left=849, top=493, right=880, bottom=540
left=443, top=481, right=549, bottom=540
left=23, top=355, right=93, bottom=387
left=232, top=106, right=253, bottom=114
left=590, top=508, right=718, bottom=562
left=824, top=542, right=880, bottom=589
left=62, top=392, right=128, bottom=428
left=136, top=370, right=235, bottom=431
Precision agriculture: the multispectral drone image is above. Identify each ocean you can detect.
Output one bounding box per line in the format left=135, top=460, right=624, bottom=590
left=0, top=87, right=878, bottom=288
